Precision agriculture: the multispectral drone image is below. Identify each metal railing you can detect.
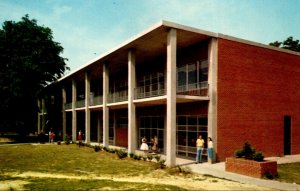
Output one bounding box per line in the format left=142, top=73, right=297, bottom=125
left=76, top=100, right=85, bottom=108
left=90, top=95, right=103, bottom=106
left=135, top=83, right=165, bottom=99
left=65, top=103, right=72, bottom=110
left=177, top=81, right=208, bottom=96
left=108, top=90, right=128, bottom=103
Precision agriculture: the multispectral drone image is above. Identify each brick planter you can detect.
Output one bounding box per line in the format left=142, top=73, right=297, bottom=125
left=225, top=157, right=278, bottom=178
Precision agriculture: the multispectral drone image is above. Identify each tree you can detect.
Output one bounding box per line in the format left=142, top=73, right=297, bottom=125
left=269, top=36, right=300, bottom=52
left=0, top=15, right=69, bottom=134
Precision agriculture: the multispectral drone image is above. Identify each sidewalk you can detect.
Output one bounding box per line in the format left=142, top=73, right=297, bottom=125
left=175, top=155, right=300, bottom=191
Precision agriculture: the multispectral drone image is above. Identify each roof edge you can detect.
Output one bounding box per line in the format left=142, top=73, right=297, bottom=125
left=218, top=33, right=300, bottom=56
left=58, top=20, right=300, bottom=83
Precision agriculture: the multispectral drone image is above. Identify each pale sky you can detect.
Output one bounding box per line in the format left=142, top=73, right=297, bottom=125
left=1, top=0, right=300, bottom=74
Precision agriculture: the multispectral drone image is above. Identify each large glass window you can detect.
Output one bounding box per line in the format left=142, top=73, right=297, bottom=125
left=136, top=72, right=165, bottom=99
left=176, top=115, right=208, bottom=159
left=109, top=117, right=115, bottom=145
left=177, top=60, right=208, bottom=95
left=139, top=116, right=164, bottom=152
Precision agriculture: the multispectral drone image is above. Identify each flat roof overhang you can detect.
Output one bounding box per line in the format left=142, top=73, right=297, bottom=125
left=53, top=20, right=300, bottom=86
left=58, top=20, right=216, bottom=83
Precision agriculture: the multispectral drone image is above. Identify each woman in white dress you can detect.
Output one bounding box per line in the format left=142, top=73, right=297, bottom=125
left=140, top=136, right=149, bottom=151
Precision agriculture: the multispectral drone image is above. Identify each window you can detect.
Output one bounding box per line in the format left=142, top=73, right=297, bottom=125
left=136, top=72, right=165, bottom=99
left=139, top=116, right=164, bottom=152
left=176, top=115, right=208, bottom=159
left=177, top=60, right=208, bottom=95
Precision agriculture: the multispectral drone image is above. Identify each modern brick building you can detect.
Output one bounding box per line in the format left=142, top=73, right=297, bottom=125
left=38, top=21, right=300, bottom=166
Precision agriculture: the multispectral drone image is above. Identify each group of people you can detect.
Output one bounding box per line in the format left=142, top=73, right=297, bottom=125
left=196, top=135, right=214, bottom=164
left=140, top=135, right=158, bottom=153
left=74, top=130, right=213, bottom=163
left=140, top=134, right=213, bottom=163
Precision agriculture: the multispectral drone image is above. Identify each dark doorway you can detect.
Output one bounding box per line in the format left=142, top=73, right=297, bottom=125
left=284, top=116, right=291, bottom=155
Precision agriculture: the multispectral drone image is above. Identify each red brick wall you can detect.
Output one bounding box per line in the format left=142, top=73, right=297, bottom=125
left=225, top=158, right=278, bottom=178
left=217, top=38, right=300, bottom=161
left=115, top=128, right=128, bottom=147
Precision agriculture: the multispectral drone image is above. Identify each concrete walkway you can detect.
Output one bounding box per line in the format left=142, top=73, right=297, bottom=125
left=175, top=155, right=300, bottom=191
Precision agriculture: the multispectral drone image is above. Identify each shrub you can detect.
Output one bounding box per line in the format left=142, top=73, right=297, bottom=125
left=133, top=154, right=142, bottom=160
left=116, top=150, right=128, bottom=159
left=147, top=154, right=153, bottom=161
left=243, top=142, right=255, bottom=159
left=173, top=165, right=192, bottom=175
left=253, top=152, right=264, bottom=161
left=235, top=142, right=265, bottom=162
left=129, top=153, right=134, bottom=158
left=94, top=146, right=101, bottom=152
left=64, top=135, right=70, bottom=145
left=158, top=159, right=166, bottom=169
left=234, top=149, right=244, bottom=158
left=108, top=148, right=116, bottom=153
left=154, top=155, right=161, bottom=162
left=264, top=171, right=275, bottom=179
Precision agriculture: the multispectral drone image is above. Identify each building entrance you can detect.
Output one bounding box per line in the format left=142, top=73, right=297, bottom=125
left=284, top=116, right=291, bottom=155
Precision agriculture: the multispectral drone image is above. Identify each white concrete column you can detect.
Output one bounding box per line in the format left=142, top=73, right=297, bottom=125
left=128, top=49, right=137, bottom=153
left=37, top=99, right=41, bottom=134
left=208, top=37, right=218, bottom=163
left=103, top=63, right=109, bottom=147
left=62, top=87, right=67, bottom=138
left=85, top=72, right=91, bottom=143
left=72, top=80, right=77, bottom=142
left=166, top=28, right=177, bottom=167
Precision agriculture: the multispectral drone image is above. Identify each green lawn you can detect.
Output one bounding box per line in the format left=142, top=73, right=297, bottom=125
left=277, top=162, right=300, bottom=184
left=1, top=144, right=299, bottom=190
left=0, top=144, right=185, bottom=190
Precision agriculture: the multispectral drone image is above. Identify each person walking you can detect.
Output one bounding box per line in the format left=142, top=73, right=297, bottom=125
left=196, top=135, right=205, bottom=163
left=50, top=131, right=55, bottom=144
left=207, top=137, right=214, bottom=164
left=77, top=130, right=82, bottom=147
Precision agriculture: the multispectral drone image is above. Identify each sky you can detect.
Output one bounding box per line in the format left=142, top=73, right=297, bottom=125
left=1, top=0, right=300, bottom=74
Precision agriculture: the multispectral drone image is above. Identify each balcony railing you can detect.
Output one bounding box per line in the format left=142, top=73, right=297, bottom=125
left=65, top=103, right=72, bottom=110
left=135, top=83, right=165, bottom=99
left=177, top=81, right=208, bottom=96
left=90, top=95, right=103, bottom=106
left=76, top=100, right=85, bottom=108
left=63, top=81, right=208, bottom=110
left=108, top=90, right=128, bottom=103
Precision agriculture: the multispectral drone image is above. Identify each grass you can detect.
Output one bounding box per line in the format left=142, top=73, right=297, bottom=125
left=0, top=144, right=186, bottom=190
left=1, top=144, right=300, bottom=190
left=276, top=162, right=300, bottom=184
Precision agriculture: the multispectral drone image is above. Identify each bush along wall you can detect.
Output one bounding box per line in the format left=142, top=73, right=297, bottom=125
left=226, top=142, right=278, bottom=179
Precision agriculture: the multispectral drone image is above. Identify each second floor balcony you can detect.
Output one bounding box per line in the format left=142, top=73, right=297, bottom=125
left=177, top=81, right=208, bottom=96
left=108, top=90, right=128, bottom=103
left=64, top=81, right=208, bottom=110
left=135, top=83, right=165, bottom=99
